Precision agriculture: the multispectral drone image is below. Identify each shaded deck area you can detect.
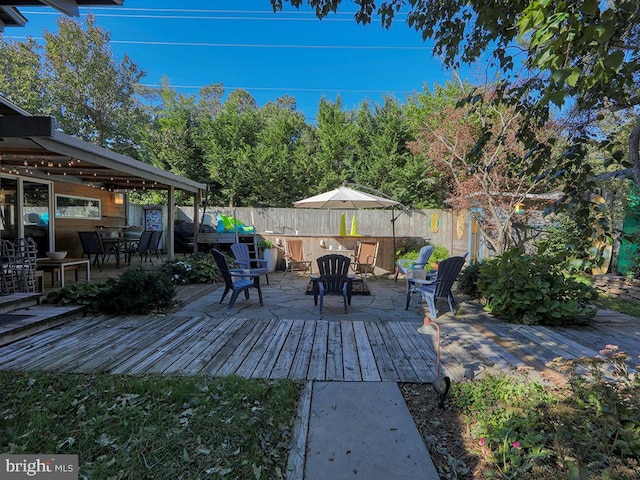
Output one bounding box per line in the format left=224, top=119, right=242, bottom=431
left=0, top=273, right=638, bottom=383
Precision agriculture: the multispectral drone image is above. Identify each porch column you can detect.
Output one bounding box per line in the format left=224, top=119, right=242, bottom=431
left=167, top=186, right=175, bottom=260
left=193, top=189, right=201, bottom=254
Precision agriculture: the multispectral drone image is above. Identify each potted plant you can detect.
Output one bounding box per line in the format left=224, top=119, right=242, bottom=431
left=258, top=239, right=278, bottom=273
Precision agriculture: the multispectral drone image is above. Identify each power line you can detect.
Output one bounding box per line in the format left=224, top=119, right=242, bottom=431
left=5, top=35, right=432, bottom=50
left=138, top=83, right=405, bottom=94
left=21, top=7, right=407, bottom=19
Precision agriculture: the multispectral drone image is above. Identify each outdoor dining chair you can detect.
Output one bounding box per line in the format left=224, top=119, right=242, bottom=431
left=405, top=255, right=466, bottom=319
left=78, top=231, right=118, bottom=271
left=211, top=248, right=263, bottom=309
left=231, top=242, right=270, bottom=285
left=148, top=230, right=163, bottom=261
left=122, top=230, right=154, bottom=266
left=311, top=254, right=353, bottom=314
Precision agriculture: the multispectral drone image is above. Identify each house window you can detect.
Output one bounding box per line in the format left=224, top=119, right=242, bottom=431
left=55, top=194, right=101, bottom=219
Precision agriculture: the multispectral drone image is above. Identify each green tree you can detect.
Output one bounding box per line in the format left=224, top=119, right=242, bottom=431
left=0, top=37, right=48, bottom=113
left=203, top=89, right=263, bottom=207
left=271, top=0, right=640, bottom=228
left=139, top=79, right=209, bottom=183
left=42, top=15, right=148, bottom=157
left=314, top=96, right=357, bottom=192
left=252, top=97, right=318, bottom=206
left=351, top=97, right=426, bottom=207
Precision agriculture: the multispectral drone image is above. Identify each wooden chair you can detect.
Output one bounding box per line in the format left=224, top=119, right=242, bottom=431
left=284, top=239, right=312, bottom=276
left=350, top=241, right=379, bottom=283
left=211, top=248, right=263, bottom=309
left=231, top=242, right=269, bottom=285
left=311, top=254, right=353, bottom=314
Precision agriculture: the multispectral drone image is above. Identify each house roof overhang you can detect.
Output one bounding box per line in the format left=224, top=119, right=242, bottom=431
left=0, top=98, right=207, bottom=195
left=0, top=6, right=27, bottom=29
left=0, top=1, right=122, bottom=26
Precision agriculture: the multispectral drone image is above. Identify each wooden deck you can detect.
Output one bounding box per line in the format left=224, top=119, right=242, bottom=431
left=0, top=299, right=637, bottom=383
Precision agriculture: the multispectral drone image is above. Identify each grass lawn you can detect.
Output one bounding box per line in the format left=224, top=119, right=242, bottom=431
left=1, top=372, right=299, bottom=479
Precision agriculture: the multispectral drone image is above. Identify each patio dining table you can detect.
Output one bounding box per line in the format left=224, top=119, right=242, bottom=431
left=100, top=235, right=140, bottom=268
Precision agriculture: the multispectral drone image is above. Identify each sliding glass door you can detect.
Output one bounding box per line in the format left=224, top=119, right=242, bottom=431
left=1, top=176, right=53, bottom=257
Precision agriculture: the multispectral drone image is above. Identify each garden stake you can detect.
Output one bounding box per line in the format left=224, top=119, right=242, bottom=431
left=419, top=316, right=451, bottom=408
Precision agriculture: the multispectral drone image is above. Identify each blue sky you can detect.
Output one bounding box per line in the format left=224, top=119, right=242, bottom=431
left=4, top=1, right=490, bottom=121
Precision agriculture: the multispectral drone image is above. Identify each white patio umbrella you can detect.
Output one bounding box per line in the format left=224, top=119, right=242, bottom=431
left=293, top=185, right=399, bottom=210
left=294, top=184, right=402, bottom=266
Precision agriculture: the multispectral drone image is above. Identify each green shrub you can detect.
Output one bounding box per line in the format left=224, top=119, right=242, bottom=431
left=457, top=261, right=482, bottom=298
left=397, top=243, right=449, bottom=270
left=476, top=248, right=597, bottom=325
left=94, top=267, right=175, bottom=314
left=44, top=281, right=110, bottom=307
left=160, top=253, right=220, bottom=284
left=45, top=268, right=176, bottom=315
left=452, top=347, right=640, bottom=479
left=257, top=239, right=274, bottom=249
left=394, top=238, right=425, bottom=259
left=429, top=245, right=450, bottom=269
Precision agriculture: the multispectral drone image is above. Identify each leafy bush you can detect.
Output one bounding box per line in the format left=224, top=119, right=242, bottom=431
left=397, top=243, right=449, bottom=271
left=95, top=267, right=175, bottom=314
left=536, top=213, right=603, bottom=274
left=476, top=248, right=597, bottom=325
left=257, top=239, right=274, bottom=249
left=46, top=268, right=176, bottom=315
left=457, top=261, right=482, bottom=298
left=429, top=245, right=450, bottom=269
left=394, top=238, right=425, bottom=259
left=452, top=347, right=640, bottom=479
left=160, top=253, right=220, bottom=284
left=44, top=281, right=110, bottom=307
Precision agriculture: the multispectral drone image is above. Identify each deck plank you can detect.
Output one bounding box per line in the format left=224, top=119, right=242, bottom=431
left=212, top=319, right=273, bottom=377
left=307, top=320, right=328, bottom=381
left=363, top=322, right=400, bottom=382
left=200, top=319, right=255, bottom=376
left=152, top=317, right=234, bottom=374
left=288, top=320, right=317, bottom=379
left=251, top=319, right=295, bottom=379
left=0, top=295, right=637, bottom=384
left=352, top=321, right=381, bottom=382
left=341, top=321, right=362, bottom=381
left=325, top=321, right=344, bottom=381
left=271, top=319, right=305, bottom=379
left=377, top=322, right=421, bottom=383
left=165, top=317, right=240, bottom=374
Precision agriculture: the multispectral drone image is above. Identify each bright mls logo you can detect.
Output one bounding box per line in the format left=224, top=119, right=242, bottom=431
left=1, top=455, right=78, bottom=479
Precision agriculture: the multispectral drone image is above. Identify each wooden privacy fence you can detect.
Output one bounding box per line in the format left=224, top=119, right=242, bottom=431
left=127, top=205, right=480, bottom=267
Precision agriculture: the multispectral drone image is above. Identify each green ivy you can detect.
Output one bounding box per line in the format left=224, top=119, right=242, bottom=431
left=476, top=248, right=597, bottom=326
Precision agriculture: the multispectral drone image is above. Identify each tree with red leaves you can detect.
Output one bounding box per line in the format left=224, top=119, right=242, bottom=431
left=409, top=88, right=556, bottom=254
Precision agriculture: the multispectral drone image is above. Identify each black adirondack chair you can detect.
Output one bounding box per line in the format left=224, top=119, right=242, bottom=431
left=312, top=254, right=353, bottom=314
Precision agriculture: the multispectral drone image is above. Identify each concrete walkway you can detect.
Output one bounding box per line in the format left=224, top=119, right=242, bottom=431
left=303, top=382, right=439, bottom=480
